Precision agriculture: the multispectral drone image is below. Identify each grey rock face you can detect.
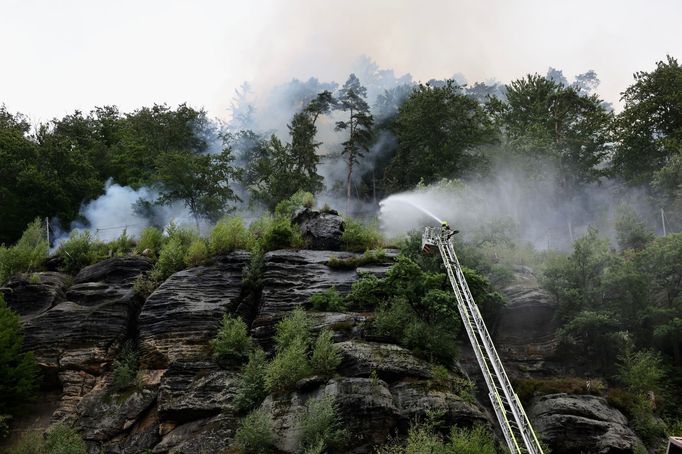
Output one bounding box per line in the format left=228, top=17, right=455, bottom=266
left=2, top=272, right=71, bottom=316
left=495, top=266, right=561, bottom=377
left=529, top=393, right=643, bottom=453
left=292, top=207, right=345, bottom=250
left=157, top=361, right=239, bottom=423
left=391, top=381, right=490, bottom=430
left=20, top=256, right=152, bottom=375
left=138, top=252, right=250, bottom=368
left=261, top=377, right=399, bottom=453
left=337, top=340, right=434, bottom=381
left=251, top=249, right=393, bottom=348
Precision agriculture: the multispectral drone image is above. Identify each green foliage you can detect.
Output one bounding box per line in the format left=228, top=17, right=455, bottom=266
left=7, top=431, right=46, bottom=454
left=310, top=329, right=341, bottom=376
left=265, top=336, right=310, bottom=393
left=429, top=365, right=475, bottom=402
left=377, top=419, right=496, bottom=454
left=614, top=205, right=655, bottom=251
left=340, top=218, right=383, bottom=252
left=44, top=424, right=87, bottom=454
left=297, top=396, right=347, bottom=453
left=234, top=349, right=268, bottom=413
left=345, top=273, right=386, bottom=308
left=309, top=287, right=346, bottom=312
left=209, top=314, right=253, bottom=361
left=0, top=218, right=48, bottom=284
left=556, top=311, right=624, bottom=369
left=614, top=56, right=682, bottom=187
left=249, top=215, right=303, bottom=252
left=273, top=307, right=311, bottom=353
left=112, top=341, right=138, bottom=391
left=0, top=295, right=39, bottom=414
left=617, top=348, right=665, bottom=396
left=493, top=73, right=611, bottom=190
left=326, top=249, right=387, bottom=270
left=137, top=227, right=164, bottom=254
left=155, top=148, right=241, bottom=224
left=0, top=413, right=10, bottom=440
left=266, top=308, right=313, bottom=392
left=385, top=80, right=498, bottom=192
left=107, top=229, right=135, bottom=256
left=183, top=238, right=209, bottom=267
left=209, top=216, right=253, bottom=255
left=274, top=190, right=315, bottom=218
left=234, top=409, right=276, bottom=454
left=153, top=225, right=197, bottom=280
left=56, top=230, right=103, bottom=275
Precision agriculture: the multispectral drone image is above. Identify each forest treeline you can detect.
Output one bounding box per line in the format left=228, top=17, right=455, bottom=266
left=2, top=56, right=682, bottom=244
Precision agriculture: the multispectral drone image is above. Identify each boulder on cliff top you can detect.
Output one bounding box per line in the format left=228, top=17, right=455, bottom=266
left=292, top=207, right=345, bottom=250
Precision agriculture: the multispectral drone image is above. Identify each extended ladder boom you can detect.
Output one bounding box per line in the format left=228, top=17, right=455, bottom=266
left=422, top=226, right=544, bottom=454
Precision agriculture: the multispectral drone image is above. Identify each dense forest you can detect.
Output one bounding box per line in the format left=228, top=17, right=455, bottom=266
left=2, top=55, right=682, bottom=452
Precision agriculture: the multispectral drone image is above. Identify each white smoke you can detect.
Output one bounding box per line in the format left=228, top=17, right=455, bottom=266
left=54, top=179, right=201, bottom=245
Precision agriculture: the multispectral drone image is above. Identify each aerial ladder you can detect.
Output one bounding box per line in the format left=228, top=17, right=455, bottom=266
left=421, top=224, right=544, bottom=454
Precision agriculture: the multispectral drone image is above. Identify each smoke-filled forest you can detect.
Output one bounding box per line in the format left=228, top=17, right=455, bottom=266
left=3, top=12, right=682, bottom=452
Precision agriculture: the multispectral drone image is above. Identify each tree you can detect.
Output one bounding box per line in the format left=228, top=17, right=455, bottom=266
left=0, top=295, right=39, bottom=414
left=156, top=148, right=241, bottom=228
left=384, top=80, right=497, bottom=192
left=242, top=94, right=331, bottom=210
left=613, top=56, right=682, bottom=187
left=493, top=74, right=612, bottom=191
left=335, top=74, right=373, bottom=213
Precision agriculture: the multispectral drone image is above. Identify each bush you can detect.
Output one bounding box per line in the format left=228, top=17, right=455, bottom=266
left=273, top=307, right=311, bottom=352
left=184, top=239, right=209, bottom=267
left=310, top=329, right=341, bottom=377
left=0, top=218, right=48, bottom=284
left=378, top=420, right=496, bottom=454
left=132, top=272, right=160, bottom=299
left=326, top=249, right=387, bottom=270
left=56, top=230, right=103, bottom=275
left=210, top=314, right=252, bottom=360
left=345, top=273, right=386, bottom=308
left=250, top=215, right=303, bottom=252
left=0, top=295, right=39, bottom=414
left=137, top=227, right=164, bottom=255
left=448, top=425, right=497, bottom=454
left=341, top=218, right=383, bottom=252
left=297, top=396, right=347, bottom=453
left=234, top=409, right=276, bottom=454
left=7, top=431, right=44, bottom=454
left=44, top=424, right=87, bottom=454
left=112, top=341, right=138, bottom=391
left=234, top=349, right=268, bottom=413
left=274, top=190, right=315, bottom=218
left=209, top=217, right=253, bottom=255
left=265, top=337, right=310, bottom=392
left=309, top=287, right=346, bottom=311
left=107, top=229, right=135, bottom=256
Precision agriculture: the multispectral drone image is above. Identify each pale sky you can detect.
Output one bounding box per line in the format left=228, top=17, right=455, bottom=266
left=2, top=0, right=681, bottom=123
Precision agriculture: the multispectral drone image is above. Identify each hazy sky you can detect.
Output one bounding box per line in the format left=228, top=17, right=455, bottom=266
left=2, top=0, right=681, bottom=123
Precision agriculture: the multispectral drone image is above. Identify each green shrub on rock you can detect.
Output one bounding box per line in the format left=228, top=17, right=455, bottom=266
left=183, top=238, right=209, bottom=267
left=234, top=349, right=268, bottom=413
left=265, top=337, right=310, bottom=393
left=137, top=226, right=164, bottom=255
left=309, top=287, right=346, bottom=312
left=56, top=230, right=103, bottom=275
left=297, top=396, right=347, bottom=453
left=209, top=216, right=253, bottom=254
left=44, top=424, right=87, bottom=454
left=341, top=218, right=383, bottom=252
left=310, top=329, right=341, bottom=377
left=234, top=409, right=276, bottom=454
left=112, top=341, right=139, bottom=391
left=273, top=307, right=311, bottom=352
left=0, top=218, right=48, bottom=284
left=0, top=295, right=39, bottom=414
left=210, top=314, right=252, bottom=360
